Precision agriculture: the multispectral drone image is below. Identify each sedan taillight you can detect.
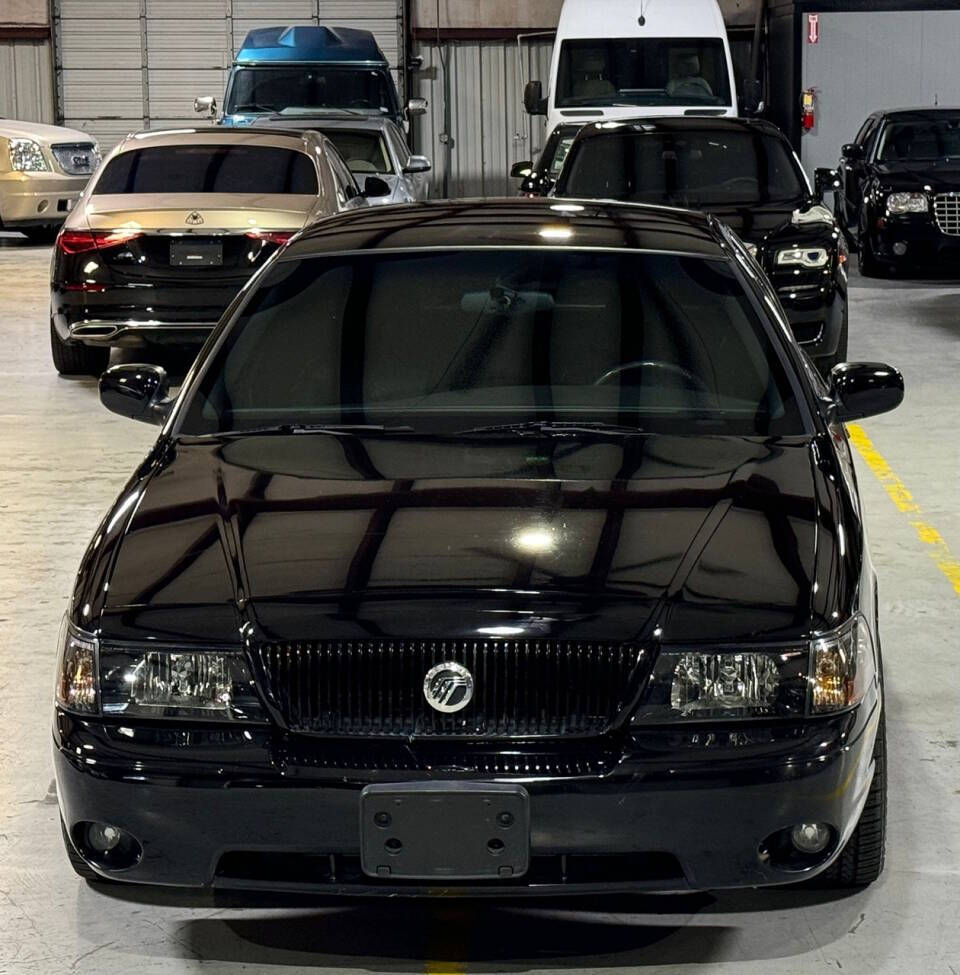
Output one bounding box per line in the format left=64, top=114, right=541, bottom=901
left=57, top=229, right=143, bottom=255
left=245, top=230, right=295, bottom=246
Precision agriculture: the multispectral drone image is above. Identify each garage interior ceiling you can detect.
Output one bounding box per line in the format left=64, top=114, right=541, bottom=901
left=51, top=0, right=403, bottom=150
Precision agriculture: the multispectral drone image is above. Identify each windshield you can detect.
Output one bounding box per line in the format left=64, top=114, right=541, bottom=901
left=180, top=250, right=804, bottom=438
left=322, top=130, right=393, bottom=175
left=556, top=39, right=731, bottom=109
left=94, top=145, right=318, bottom=195
left=876, top=118, right=960, bottom=162
left=546, top=135, right=577, bottom=177
left=225, top=66, right=394, bottom=116
left=558, top=129, right=807, bottom=208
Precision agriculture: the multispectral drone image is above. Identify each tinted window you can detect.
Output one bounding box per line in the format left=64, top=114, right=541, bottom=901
left=180, top=250, right=804, bottom=438
left=323, top=131, right=392, bottom=174
left=95, top=146, right=318, bottom=195
left=226, top=66, right=393, bottom=115
left=547, top=135, right=576, bottom=177
left=556, top=39, right=731, bottom=109
left=876, top=117, right=960, bottom=162
left=559, top=129, right=806, bottom=207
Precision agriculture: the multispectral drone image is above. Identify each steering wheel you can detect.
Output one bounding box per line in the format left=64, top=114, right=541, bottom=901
left=594, top=360, right=711, bottom=394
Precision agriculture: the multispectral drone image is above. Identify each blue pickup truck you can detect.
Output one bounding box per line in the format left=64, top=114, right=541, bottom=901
left=195, top=26, right=426, bottom=130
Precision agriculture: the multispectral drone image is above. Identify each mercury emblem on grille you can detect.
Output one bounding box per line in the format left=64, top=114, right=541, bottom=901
left=185, top=211, right=205, bottom=226
left=423, top=662, right=474, bottom=713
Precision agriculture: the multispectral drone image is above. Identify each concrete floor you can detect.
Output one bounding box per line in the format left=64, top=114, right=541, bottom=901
left=1, top=231, right=958, bottom=975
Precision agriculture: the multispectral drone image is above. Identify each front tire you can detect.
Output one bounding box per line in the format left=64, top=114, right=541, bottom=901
left=60, top=820, right=100, bottom=881
left=858, top=231, right=889, bottom=279
left=818, top=712, right=887, bottom=887
left=50, top=319, right=109, bottom=376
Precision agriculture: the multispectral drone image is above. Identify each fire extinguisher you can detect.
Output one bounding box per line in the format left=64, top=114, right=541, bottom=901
left=801, top=88, right=818, bottom=132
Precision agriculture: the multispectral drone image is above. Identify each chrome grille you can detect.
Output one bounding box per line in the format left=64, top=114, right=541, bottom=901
left=51, top=142, right=97, bottom=176
left=934, top=194, right=960, bottom=236
left=258, top=639, right=647, bottom=738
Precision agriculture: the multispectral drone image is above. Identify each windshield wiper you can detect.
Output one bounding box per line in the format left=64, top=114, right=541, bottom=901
left=456, top=420, right=645, bottom=438
left=189, top=423, right=415, bottom=439
left=230, top=102, right=279, bottom=114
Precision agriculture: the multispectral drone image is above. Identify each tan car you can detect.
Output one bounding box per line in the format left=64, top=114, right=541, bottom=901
left=0, top=118, right=99, bottom=243
left=50, top=127, right=389, bottom=375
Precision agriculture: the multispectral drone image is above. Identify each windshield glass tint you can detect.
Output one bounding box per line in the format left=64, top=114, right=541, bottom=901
left=556, top=39, right=731, bottom=108
left=180, top=250, right=804, bottom=438
left=226, top=67, right=392, bottom=115
left=323, top=131, right=392, bottom=174
left=95, top=146, right=318, bottom=194
left=560, top=130, right=807, bottom=207
left=876, top=118, right=960, bottom=162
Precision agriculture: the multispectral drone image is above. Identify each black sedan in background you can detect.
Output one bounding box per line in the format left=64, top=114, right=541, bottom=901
left=553, top=118, right=849, bottom=372
left=835, top=107, right=960, bottom=276
left=55, top=200, right=902, bottom=896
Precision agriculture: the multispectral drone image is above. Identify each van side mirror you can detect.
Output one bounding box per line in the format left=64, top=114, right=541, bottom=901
left=194, top=95, right=217, bottom=117
left=363, top=175, right=392, bottom=198
left=741, top=78, right=763, bottom=115
left=406, top=97, right=428, bottom=117
left=842, top=143, right=865, bottom=161
left=524, top=80, right=546, bottom=116
left=511, top=161, right=533, bottom=179
left=99, top=364, right=172, bottom=425
left=815, top=167, right=840, bottom=200
left=402, top=155, right=431, bottom=174
left=831, top=362, right=904, bottom=422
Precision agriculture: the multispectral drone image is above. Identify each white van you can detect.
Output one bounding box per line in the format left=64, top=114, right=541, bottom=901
left=525, top=0, right=741, bottom=131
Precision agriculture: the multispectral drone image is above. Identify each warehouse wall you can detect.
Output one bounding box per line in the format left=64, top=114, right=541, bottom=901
left=0, top=39, right=55, bottom=123
left=52, top=0, right=404, bottom=150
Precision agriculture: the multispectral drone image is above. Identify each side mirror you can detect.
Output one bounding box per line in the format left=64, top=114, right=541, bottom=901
left=524, top=80, right=547, bottom=116
left=510, top=160, right=533, bottom=179
left=406, top=97, right=428, bottom=117
left=99, top=364, right=172, bottom=425
left=402, top=155, right=431, bottom=174
left=831, top=362, right=904, bottom=423
left=741, top=78, right=763, bottom=115
left=841, top=143, right=865, bottom=161
left=815, top=167, right=840, bottom=200
left=194, top=95, right=217, bottom=117
left=363, top=175, right=392, bottom=198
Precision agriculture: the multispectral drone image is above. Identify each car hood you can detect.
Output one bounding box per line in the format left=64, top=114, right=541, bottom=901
left=874, top=160, right=960, bottom=191
left=88, top=433, right=852, bottom=647
left=0, top=118, right=94, bottom=145
left=705, top=202, right=838, bottom=246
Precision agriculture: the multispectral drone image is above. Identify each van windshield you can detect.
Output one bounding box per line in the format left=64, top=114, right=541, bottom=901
left=556, top=39, right=731, bottom=109
left=226, top=66, right=394, bottom=116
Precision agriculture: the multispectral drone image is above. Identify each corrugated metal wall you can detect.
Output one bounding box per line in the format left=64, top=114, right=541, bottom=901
left=52, top=0, right=403, bottom=150
left=0, top=39, right=56, bottom=123
left=412, top=38, right=554, bottom=198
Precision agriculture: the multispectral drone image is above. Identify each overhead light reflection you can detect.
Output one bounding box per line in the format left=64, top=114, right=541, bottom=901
left=538, top=225, right=573, bottom=241
left=513, top=526, right=557, bottom=554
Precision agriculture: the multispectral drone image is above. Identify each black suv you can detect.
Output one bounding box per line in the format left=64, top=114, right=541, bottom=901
left=835, top=107, right=960, bottom=275
left=55, top=200, right=901, bottom=895
left=554, top=117, right=849, bottom=373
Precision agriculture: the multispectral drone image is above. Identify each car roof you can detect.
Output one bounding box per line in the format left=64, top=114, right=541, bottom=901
left=235, top=25, right=386, bottom=66
left=569, top=116, right=788, bottom=143
left=878, top=107, right=960, bottom=120
left=115, top=127, right=319, bottom=153
left=288, top=199, right=726, bottom=259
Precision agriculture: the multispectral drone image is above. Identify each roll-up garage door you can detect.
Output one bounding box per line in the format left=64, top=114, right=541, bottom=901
left=52, top=0, right=403, bottom=151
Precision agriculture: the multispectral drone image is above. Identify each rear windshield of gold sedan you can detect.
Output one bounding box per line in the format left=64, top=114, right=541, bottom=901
left=180, top=249, right=807, bottom=437
left=94, top=145, right=318, bottom=195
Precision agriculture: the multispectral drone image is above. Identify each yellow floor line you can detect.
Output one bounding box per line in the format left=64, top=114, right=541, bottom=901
left=425, top=964, right=467, bottom=975
left=848, top=423, right=960, bottom=597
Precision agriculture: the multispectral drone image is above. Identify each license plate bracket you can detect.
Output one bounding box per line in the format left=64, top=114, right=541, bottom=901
left=359, top=782, right=530, bottom=880
left=170, top=238, right=223, bottom=267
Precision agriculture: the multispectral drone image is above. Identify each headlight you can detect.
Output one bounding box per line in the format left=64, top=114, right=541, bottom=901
left=776, top=246, right=830, bottom=268
left=54, top=620, right=266, bottom=722
left=886, top=191, right=928, bottom=214
left=8, top=138, right=49, bottom=172
left=632, top=616, right=874, bottom=724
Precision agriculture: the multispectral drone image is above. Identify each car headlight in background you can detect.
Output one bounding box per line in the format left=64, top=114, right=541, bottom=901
left=55, top=621, right=266, bottom=722
left=632, top=616, right=875, bottom=723
left=776, top=246, right=830, bottom=268
left=886, top=191, right=928, bottom=214
left=8, top=138, right=49, bottom=172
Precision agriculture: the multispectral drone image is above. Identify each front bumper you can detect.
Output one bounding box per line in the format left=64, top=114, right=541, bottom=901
left=54, top=703, right=880, bottom=896
left=0, top=170, right=87, bottom=227
left=869, top=212, right=960, bottom=266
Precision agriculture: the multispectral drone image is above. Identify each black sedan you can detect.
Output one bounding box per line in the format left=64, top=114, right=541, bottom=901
left=835, top=107, right=960, bottom=276
left=55, top=199, right=902, bottom=896
left=553, top=118, right=849, bottom=372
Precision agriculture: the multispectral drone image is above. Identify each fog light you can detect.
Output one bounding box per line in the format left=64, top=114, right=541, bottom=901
left=790, top=822, right=831, bottom=855
left=86, top=822, right=122, bottom=853
left=893, top=241, right=908, bottom=257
